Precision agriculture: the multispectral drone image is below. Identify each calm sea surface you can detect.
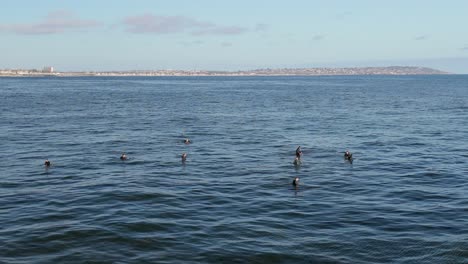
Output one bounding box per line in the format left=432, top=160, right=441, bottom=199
left=1, top=75, right=467, bottom=263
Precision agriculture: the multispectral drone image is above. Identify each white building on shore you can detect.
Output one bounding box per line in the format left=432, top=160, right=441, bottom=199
left=42, top=66, right=54, bottom=73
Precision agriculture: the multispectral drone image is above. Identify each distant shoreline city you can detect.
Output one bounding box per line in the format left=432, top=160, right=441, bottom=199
left=0, top=66, right=450, bottom=77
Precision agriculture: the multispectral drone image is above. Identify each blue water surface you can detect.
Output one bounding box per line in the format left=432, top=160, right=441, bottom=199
left=1, top=75, right=467, bottom=263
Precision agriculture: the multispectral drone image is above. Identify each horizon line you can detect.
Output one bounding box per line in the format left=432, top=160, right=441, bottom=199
left=0, top=65, right=450, bottom=72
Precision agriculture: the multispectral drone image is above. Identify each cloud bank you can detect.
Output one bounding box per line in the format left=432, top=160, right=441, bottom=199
left=312, top=34, right=325, bottom=41
left=122, top=14, right=249, bottom=36
left=414, top=35, right=429, bottom=41
left=1, top=11, right=264, bottom=37
left=0, top=10, right=100, bottom=34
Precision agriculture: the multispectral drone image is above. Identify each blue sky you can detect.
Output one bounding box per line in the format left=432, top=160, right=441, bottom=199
left=1, top=0, right=467, bottom=73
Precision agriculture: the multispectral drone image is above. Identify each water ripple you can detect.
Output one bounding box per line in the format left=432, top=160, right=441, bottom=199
left=1, top=75, right=468, bottom=263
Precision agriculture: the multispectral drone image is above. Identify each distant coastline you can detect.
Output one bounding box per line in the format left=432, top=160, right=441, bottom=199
left=0, top=66, right=450, bottom=77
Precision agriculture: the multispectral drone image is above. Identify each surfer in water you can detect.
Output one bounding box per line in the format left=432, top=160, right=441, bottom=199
left=293, top=157, right=301, bottom=166
left=184, top=138, right=191, bottom=144
left=120, top=153, right=128, bottom=161
left=292, top=177, right=300, bottom=187
left=44, top=159, right=51, bottom=167
left=344, top=150, right=353, bottom=161
left=296, top=146, right=302, bottom=159
left=181, top=153, right=187, bottom=162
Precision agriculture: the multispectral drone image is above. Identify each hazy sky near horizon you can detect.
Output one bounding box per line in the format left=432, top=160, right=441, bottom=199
left=1, top=0, right=468, bottom=73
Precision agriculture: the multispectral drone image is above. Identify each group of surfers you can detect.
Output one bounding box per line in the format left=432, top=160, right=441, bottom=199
left=117, top=138, right=191, bottom=162
left=292, top=146, right=353, bottom=187
left=44, top=138, right=353, bottom=187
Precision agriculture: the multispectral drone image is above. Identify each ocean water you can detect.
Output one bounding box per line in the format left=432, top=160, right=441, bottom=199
left=1, top=75, right=467, bottom=263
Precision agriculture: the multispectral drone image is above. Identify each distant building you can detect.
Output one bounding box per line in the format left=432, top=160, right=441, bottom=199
left=42, top=66, right=54, bottom=73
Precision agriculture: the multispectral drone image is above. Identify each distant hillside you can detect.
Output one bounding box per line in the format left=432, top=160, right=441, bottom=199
left=0, top=66, right=450, bottom=77
left=238, top=66, right=449, bottom=76
left=81, top=66, right=448, bottom=76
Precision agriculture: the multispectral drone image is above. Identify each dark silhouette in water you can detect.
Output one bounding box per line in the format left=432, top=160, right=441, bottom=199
left=120, top=153, right=128, bottom=160
left=293, top=157, right=301, bottom=166
left=344, top=150, right=353, bottom=162
left=184, top=138, right=191, bottom=144
left=295, top=146, right=302, bottom=159
left=44, top=159, right=51, bottom=167
left=181, top=153, right=187, bottom=162
left=292, top=177, right=300, bottom=187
